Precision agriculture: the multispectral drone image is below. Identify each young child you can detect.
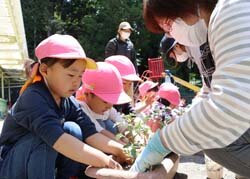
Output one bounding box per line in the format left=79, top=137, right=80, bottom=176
left=105, top=55, right=141, bottom=115
left=158, top=82, right=181, bottom=110
left=76, top=62, right=131, bottom=143
left=135, top=80, right=159, bottom=113
left=0, top=34, right=124, bottom=179
left=142, top=82, right=181, bottom=133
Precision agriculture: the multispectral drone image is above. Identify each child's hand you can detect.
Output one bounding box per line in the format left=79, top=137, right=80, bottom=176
left=151, top=119, right=161, bottom=132
left=114, top=150, right=134, bottom=165
left=106, top=156, right=123, bottom=169
left=146, top=119, right=161, bottom=132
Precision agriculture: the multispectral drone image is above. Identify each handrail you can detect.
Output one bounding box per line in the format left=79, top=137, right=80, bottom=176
left=172, top=75, right=200, bottom=92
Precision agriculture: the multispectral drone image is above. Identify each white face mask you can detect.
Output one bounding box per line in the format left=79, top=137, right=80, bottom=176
left=120, top=31, right=131, bottom=40
left=175, top=52, right=189, bottom=62
left=170, top=18, right=207, bottom=47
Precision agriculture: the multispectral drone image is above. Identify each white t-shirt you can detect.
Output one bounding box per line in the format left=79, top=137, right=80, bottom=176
left=78, top=101, right=127, bottom=133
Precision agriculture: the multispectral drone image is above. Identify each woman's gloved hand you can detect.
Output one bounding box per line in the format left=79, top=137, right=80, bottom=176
left=129, top=130, right=172, bottom=172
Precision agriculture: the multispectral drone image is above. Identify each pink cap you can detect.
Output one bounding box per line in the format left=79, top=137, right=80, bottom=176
left=105, top=55, right=141, bottom=81
left=82, top=62, right=131, bottom=105
left=35, top=34, right=97, bottom=69
left=158, top=83, right=181, bottom=106
left=139, top=81, right=158, bottom=97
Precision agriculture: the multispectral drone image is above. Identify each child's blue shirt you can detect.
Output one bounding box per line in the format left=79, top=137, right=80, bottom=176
left=0, top=81, right=97, bottom=148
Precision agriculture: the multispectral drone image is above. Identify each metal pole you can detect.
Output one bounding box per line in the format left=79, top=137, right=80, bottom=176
left=8, top=80, right=11, bottom=103
left=1, top=71, right=4, bottom=99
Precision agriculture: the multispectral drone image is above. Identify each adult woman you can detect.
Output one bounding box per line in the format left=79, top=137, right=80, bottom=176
left=105, top=22, right=138, bottom=72
left=130, top=0, right=250, bottom=177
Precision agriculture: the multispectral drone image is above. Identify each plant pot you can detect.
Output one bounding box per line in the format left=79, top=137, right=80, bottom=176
left=85, top=153, right=179, bottom=179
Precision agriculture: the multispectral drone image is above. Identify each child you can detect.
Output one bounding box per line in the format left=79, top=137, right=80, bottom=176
left=158, top=82, right=181, bottom=110
left=0, top=34, right=123, bottom=179
left=135, top=80, right=159, bottom=113
left=144, top=82, right=181, bottom=132
left=76, top=62, right=131, bottom=143
left=105, top=55, right=141, bottom=115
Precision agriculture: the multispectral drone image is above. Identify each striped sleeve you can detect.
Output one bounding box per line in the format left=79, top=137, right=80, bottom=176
left=162, top=0, right=250, bottom=155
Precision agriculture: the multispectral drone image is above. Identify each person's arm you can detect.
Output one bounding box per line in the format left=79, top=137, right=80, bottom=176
left=130, top=41, right=138, bottom=73
left=86, top=132, right=131, bottom=164
left=100, top=129, right=126, bottom=145
left=134, top=101, right=149, bottom=113
left=108, top=107, right=128, bottom=133
left=53, top=133, right=121, bottom=169
left=153, top=1, right=250, bottom=156
left=130, top=2, right=250, bottom=172
left=105, top=39, right=117, bottom=58
left=134, top=94, right=156, bottom=113
left=14, top=91, right=121, bottom=169
left=68, top=98, right=130, bottom=161
left=129, top=130, right=172, bottom=172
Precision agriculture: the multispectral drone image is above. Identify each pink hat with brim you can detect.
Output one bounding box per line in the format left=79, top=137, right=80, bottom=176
left=105, top=55, right=142, bottom=81
left=82, top=62, right=131, bottom=105
left=122, top=74, right=142, bottom=81
left=35, top=34, right=97, bottom=69
left=139, top=81, right=158, bottom=97
left=158, top=83, right=181, bottom=106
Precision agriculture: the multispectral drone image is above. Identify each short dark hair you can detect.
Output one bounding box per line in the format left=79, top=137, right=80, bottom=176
left=147, top=85, right=159, bottom=93
left=158, top=97, right=170, bottom=107
left=41, top=58, right=77, bottom=68
left=34, top=58, right=78, bottom=77
left=143, top=0, right=217, bottom=33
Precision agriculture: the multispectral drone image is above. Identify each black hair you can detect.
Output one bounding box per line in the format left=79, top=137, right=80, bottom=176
left=40, top=58, right=77, bottom=68
left=158, top=97, right=170, bottom=107
left=36, top=58, right=78, bottom=77
left=147, top=85, right=159, bottom=93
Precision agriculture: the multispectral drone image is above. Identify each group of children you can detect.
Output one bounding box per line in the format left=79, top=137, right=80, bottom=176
left=0, top=34, right=182, bottom=179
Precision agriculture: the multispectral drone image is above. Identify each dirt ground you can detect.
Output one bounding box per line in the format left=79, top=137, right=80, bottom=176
left=176, top=153, right=236, bottom=179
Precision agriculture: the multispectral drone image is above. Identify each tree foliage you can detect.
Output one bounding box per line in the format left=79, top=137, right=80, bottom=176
left=21, top=0, right=162, bottom=73
left=21, top=0, right=200, bottom=92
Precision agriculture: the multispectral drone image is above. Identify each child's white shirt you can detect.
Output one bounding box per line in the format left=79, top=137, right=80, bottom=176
left=78, top=101, right=127, bottom=133
left=78, top=101, right=104, bottom=132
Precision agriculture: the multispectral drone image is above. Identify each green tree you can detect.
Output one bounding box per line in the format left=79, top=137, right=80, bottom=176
left=21, top=0, right=198, bottom=82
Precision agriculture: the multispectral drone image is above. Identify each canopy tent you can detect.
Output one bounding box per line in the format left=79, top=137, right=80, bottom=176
left=0, top=0, right=28, bottom=100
